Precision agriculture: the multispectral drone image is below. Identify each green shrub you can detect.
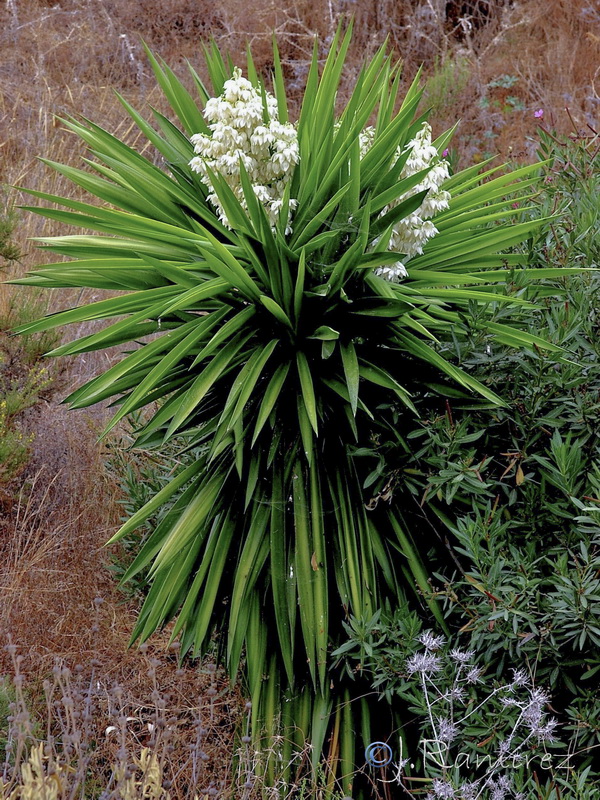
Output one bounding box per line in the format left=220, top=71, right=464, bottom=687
left=0, top=401, right=34, bottom=484
left=334, top=129, right=600, bottom=790
left=0, top=201, right=21, bottom=267
left=0, top=675, right=16, bottom=765
left=423, top=55, right=471, bottom=117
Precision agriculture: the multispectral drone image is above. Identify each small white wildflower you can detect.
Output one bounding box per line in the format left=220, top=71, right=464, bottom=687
left=419, top=631, right=446, bottom=651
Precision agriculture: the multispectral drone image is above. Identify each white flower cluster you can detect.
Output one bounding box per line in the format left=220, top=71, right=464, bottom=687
left=189, top=68, right=299, bottom=232
left=360, top=123, right=450, bottom=282
left=189, top=72, right=447, bottom=263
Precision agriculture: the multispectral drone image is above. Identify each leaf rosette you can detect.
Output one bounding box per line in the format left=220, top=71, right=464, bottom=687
left=11, top=25, right=570, bottom=787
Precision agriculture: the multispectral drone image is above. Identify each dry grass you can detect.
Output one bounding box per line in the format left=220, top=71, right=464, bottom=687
left=2, top=640, right=247, bottom=800
left=0, top=401, right=128, bottom=672
left=0, top=400, right=249, bottom=797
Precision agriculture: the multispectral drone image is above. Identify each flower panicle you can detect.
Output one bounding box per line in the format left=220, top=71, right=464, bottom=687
left=189, top=68, right=299, bottom=233
left=189, top=70, right=450, bottom=277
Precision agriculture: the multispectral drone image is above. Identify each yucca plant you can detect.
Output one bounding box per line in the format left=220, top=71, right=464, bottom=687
left=11, top=24, right=576, bottom=796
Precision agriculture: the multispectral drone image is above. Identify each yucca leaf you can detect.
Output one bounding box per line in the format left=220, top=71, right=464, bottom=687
left=297, top=394, right=314, bottom=466
left=293, top=462, right=316, bottom=686
left=388, top=512, right=448, bottom=632
left=292, top=249, right=306, bottom=323
left=227, top=505, right=269, bottom=677
left=184, top=513, right=237, bottom=655
left=202, top=39, right=231, bottom=94
left=13, top=284, right=180, bottom=336
left=360, top=92, right=422, bottom=185
left=339, top=689, right=355, bottom=795
left=100, top=319, right=224, bottom=434
left=309, top=326, right=340, bottom=340
left=227, top=339, right=279, bottom=429
left=370, top=165, right=434, bottom=215
left=310, top=466, right=328, bottom=691
left=220, top=342, right=279, bottom=426
left=190, top=306, right=255, bottom=366
left=271, top=35, right=289, bottom=124
left=340, top=341, right=360, bottom=415
left=395, top=328, right=505, bottom=405
left=259, top=294, right=293, bottom=329
left=331, top=472, right=364, bottom=616
left=195, top=242, right=261, bottom=300
left=166, top=332, right=253, bottom=437
left=369, top=188, right=430, bottom=238
left=106, top=458, right=206, bottom=548
left=290, top=184, right=351, bottom=249
left=359, top=361, right=416, bottom=412
left=143, top=43, right=207, bottom=134
left=311, top=691, right=334, bottom=773
left=33, top=233, right=196, bottom=261
left=270, top=465, right=295, bottom=685
left=251, top=363, right=291, bottom=446
left=60, top=319, right=202, bottom=407
left=135, top=531, right=205, bottom=643
left=245, top=592, right=268, bottom=736
left=296, top=351, right=319, bottom=434
left=149, top=469, right=224, bottom=575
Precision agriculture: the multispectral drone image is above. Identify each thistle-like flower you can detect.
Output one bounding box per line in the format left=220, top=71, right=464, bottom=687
left=406, top=652, right=443, bottom=676
left=509, top=668, right=530, bottom=688
left=449, top=648, right=475, bottom=664
left=431, top=777, right=456, bottom=799
left=437, top=717, right=459, bottom=743
left=419, top=631, right=447, bottom=651
left=464, top=666, right=484, bottom=684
